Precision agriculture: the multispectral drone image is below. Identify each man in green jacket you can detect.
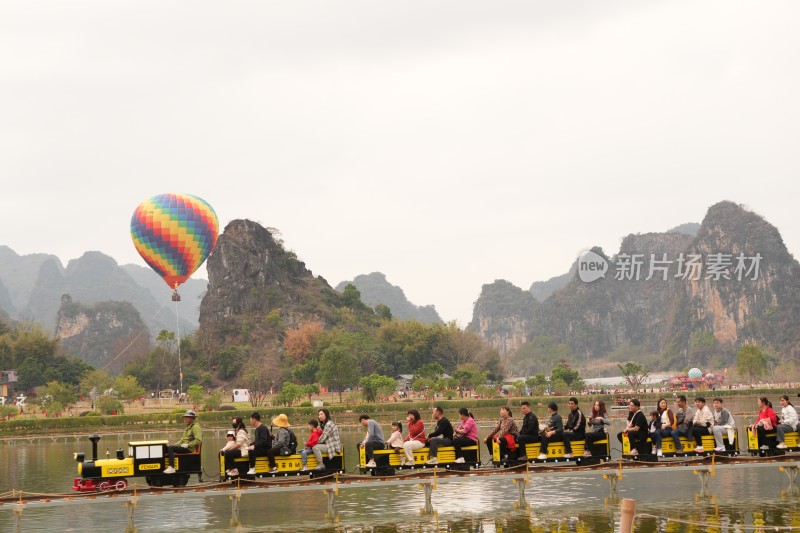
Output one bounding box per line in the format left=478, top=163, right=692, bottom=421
left=164, top=409, right=202, bottom=474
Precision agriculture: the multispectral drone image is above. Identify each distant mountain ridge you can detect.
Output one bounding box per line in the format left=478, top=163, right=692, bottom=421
left=470, top=202, right=800, bottom=368
left=335, top=272, right=442, bottom=324
left=0, top=246, right=207, bottom=368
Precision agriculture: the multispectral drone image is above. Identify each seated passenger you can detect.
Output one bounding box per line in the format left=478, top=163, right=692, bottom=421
left=358, top=414, right=385, bottom=468
left=516, top=401, right=540, bottom=461
left=617, top=399, right=647, bottom=455
left=164, top=409, right=202, bottom=474
left=647, top=411, right=662, bottom=453
left=451, top=408, right=477, bottom=463
left=263, top=414, right=292, bottom=473
left=653, top=398, right=675, bottom=457
left=222, top=417, right=250, bottom=476
left=402, top=409, right=426, bottom=466
left=385, top=421, right=404, bottom=451
left=537, top=402, right=563, bottom=460
left=562, top=397, right=586, bottom=459
left=749, top=396, right=778, bottom=450
left=484, top=406, right=519, bottom=460
left=221, top=430, right=236, bottom=451
left=670, top=395, right=696, bottom=453
left=584, top=400, right=610, bottom=457
left=312, top=409, right=342, bottom=471
left=300, top=419, right=322, bottom=471
left=692, top=397, right=714, bottom=453
left=776, top=394, right=798, bottom=450
left=711, top=398, right=735, bottom=452
left=246, top=412, right=272, bottom=475
left=425, top=406, right=454, bottom=465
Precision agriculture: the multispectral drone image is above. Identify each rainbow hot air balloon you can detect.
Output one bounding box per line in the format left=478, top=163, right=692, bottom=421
left=130, top=193, right=219, bottom=294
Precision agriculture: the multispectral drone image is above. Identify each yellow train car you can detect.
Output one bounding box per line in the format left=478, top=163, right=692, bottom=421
left=493, top=434, right=610, bottom=465
left=219, top=449, right=345, bottom=480
left=621, top=429, right=739, bottom=458
left=747, top=427, right=799, bottom=455
left=357, top=443, right=481, bottom=474
left=73, top=434, right=202, bottom=491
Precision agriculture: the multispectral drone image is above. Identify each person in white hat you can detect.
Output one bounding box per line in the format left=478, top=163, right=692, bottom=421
left=164, top=409, right=202, bottom=474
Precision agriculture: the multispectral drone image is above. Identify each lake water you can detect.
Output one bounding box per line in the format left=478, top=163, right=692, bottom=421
left=2, top=397, right=797, bottom=532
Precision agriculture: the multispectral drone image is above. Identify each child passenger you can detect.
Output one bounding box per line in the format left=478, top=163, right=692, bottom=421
left=300, top=419, right=323, bottom=472
left=648, top=410, right=662, bottom=454
left=221, top=430, right=236, bottom=451
left=385, top=421, right=404, bottom=451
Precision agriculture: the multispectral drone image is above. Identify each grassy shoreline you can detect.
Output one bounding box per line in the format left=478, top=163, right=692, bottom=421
left=1, top=388, right=783, bottom=437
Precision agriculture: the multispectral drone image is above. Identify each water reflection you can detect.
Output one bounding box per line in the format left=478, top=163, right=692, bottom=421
left=2, top=406, right=799, bottom=532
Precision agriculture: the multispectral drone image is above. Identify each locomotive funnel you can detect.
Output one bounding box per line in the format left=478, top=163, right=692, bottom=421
left=89, top=434, right=101, bottom=460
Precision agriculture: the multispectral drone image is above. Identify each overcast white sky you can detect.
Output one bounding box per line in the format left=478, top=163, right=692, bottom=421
left=2, top=1, right=799, bottom=326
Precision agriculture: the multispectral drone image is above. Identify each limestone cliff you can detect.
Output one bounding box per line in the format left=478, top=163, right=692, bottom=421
left=467, top=280, right=537, bottom=357
left=55, top=294, right=151, bottom=373
left=335, top=272, right=442, bottom=324
left=472, top=201, right=800, bottom=368
left=198, top=220, right=363, bottom=356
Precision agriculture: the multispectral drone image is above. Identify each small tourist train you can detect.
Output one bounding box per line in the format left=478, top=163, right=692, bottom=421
left=73, top=434, right=203, bottom=491
left=72, top=426, right=800, bottom=492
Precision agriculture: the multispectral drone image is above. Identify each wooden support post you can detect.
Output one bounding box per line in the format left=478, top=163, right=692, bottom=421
left=619, top=498, right=636, bottom=533
left=513, top=478, right=527, bottom=509
left=324, top=488, right=336, bottom=515
left=780, top=465, right=800, bottom=496
left=229, top=488, right=241, bottom=527
left=693, top=468, right=712, bottom=497
left=419, top=482, right=434, bottom=515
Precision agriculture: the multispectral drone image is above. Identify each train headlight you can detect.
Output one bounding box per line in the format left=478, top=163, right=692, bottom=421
left=74, top=452, right=85, bottom=463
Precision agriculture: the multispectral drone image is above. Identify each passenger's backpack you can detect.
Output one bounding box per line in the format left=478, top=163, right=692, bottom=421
left=284, top=429, right=298, bottom=455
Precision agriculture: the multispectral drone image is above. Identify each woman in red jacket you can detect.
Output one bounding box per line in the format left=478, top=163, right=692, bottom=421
left=749, top=396, right=779, bottom=449
left=402, top=409, right=426, bottom=466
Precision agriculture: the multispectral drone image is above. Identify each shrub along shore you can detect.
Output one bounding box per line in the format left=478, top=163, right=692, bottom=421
left=1, top=387, right=783, bottom=438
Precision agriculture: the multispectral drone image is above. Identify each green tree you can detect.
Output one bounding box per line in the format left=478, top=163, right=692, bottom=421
left=376, top=320, right=438, bottom=375
left=38, top=381, right=77, bottom=409
left=80, top=369, right=113, bottom=405
left=96, top=395, right=124, bottom=415
left=359, top=374, right=397, bottom=403
left=414, top=362, right=445, bottom=380
left=187, top=384, right=205, bottom=406
left=302, top=383, right=320, bottom=399
left=215, top=345, right=248, bottom=380
left=736, top=344, right=767, bottom=385
left=203, top=390, right=223, bottom=411
left=317, top=345, right=361, bottom=403
left=618, top=362, right=650, bottom=389
left=113, top=375, right=146, bottom=405
left=550, top=362, right=583, bottom=389
left=525, top=373, right=548, bottom=395
left=451, top=364, right=488, bottom=396
left=274, top=382, right=304, bottom=406
left=341, top=284, right=369, bottom=311
left=374, top=304, right=392, bottom=321
left=17, top=356, right=45, bottom=391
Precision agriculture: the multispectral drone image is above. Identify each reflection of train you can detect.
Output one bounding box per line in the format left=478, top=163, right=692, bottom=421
left=73, top=434, right=202, bottom=492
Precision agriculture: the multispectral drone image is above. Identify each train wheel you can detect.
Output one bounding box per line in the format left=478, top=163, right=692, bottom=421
left=115, top=479, right=128, bottom=491
left=98, top=480, right=111, bottom=492
left=173, top=474, right=190, bottom=487
left=149, top=476, right=165, bottom=488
